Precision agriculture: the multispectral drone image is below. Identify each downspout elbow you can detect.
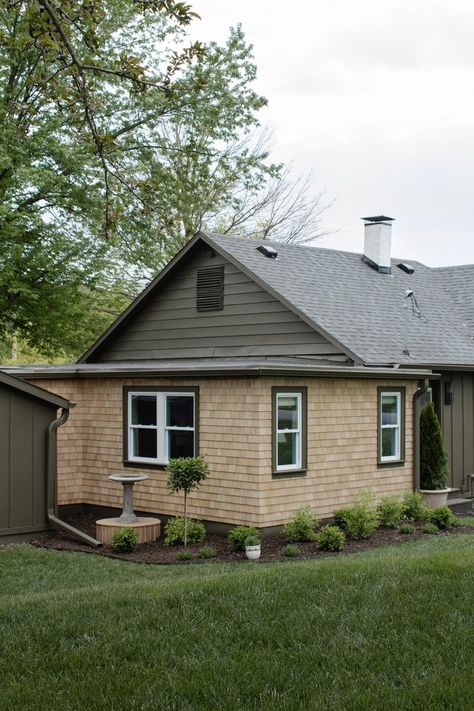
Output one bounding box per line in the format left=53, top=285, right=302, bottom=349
left=47, top=407, right=102, bottom=547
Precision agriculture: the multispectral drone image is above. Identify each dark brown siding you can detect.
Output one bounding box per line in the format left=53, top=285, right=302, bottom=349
left=0, top=386, right=55, bottom=536
left=439, top=372, right=474, bottom=491
left=97, top=245, right=345, bottom=361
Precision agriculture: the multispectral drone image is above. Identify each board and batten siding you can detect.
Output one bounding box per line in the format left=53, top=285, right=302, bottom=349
left=95, top=244, right=345, bottom=361
left=29, top=376, right=416, bottom=528
left=439, top=371, right=474, bottom=492
left=0, top=386, right=56, bottom=535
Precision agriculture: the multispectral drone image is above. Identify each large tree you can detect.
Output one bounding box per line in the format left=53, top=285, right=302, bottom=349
left=0, top=0, right=202, bottom=356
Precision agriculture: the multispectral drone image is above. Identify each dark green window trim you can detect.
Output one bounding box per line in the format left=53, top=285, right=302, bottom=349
left=271, top=386, right=308, bottom=478
left=123, top=385, right=199, bottom=469
left=377, top=386, right=406, bottom=467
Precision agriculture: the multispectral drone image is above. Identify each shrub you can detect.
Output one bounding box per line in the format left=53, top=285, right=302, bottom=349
left=399, top=524, right=416, bottom=534
left=228, top=525, right=260, bottom=552
left=176, top=550, right=192, bottom=561
left=343, top=493, right=379, bottom=539
left=111, top=527, right=139, bottom=553
left=282, top=544, right=300, bottom=557
left=198, top=546, right=217, bottom=559
left=283, top=507, right=319, bottom=542
left=316, top=525, right=345, bottom=551
left=451, top=516, right=462, bottom=527
left=423, top=523, right=439, bottom=535
left=420, top=403, right=448, bottom=490
left=401, top=490, right=431, bottom=522
left=164, top=516, right=206, bottom=546
left=333, top=508, right=350, bottom=531
left=430, top=506, right=456, bottom=530
left=377, top=495, right=404, bottom=528
left=244, top=535, right=261, bottom=547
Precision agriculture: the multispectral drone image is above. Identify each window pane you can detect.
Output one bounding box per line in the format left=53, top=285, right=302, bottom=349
left=277, top=396, right=299, bottom=430
left=132, top=428, right=157, bottom=459
left=166, top=396, right=194, bottom=427
left=168, top=430, right=194, bottom=459
left=278, top=432, right=297, bottom=467
left=381, top=427, right=397, bottom=458
left=381, top=395, right=399, bottom=426
left=131, top=396, right=156, bottom=426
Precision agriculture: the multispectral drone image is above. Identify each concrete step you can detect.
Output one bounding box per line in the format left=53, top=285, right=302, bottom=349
left=447, top=497, right=473, bottom=514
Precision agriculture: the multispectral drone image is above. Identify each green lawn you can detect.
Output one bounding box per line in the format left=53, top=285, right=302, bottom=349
left=2, top=534, right=474, bottom=710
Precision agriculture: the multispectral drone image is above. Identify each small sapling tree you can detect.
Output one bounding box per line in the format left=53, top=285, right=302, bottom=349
left=420, top=402, right=449, bottom=490
left=166, top=456, right=209, bottom=545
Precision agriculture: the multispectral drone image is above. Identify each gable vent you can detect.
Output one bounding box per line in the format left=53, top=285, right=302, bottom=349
left=196, top=266, right=224, bottom=312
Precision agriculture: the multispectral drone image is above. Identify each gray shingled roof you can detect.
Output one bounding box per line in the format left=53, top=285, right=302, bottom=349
left=204, top=233, right=474, bottom=367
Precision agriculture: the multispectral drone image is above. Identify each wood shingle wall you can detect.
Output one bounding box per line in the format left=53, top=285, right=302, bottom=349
left=29, top=376, right=417, bottom=527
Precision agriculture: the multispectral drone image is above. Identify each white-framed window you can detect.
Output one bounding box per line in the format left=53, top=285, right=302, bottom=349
left=379, top=390, right=402, bottom=462
left=275, top=392, right=303, bottom=471
left=126, top=390, right=196, bottom=464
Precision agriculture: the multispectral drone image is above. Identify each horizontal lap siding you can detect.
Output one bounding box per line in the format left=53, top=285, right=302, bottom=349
left=96, top=246, right=343, bottom=361
left=30, top=376, right=416, bottom=528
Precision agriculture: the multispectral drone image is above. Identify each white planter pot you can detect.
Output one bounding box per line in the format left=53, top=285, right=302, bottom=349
left=245, top=544, right=261, bottom=561
left=420, top=489, right=449, bottom=508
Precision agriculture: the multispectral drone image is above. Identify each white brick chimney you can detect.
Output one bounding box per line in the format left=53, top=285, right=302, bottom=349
left=361, top=215, right=394, bottom=274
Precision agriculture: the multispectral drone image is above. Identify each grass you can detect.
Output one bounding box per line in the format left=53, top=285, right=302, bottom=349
left=1, top=533, right=474, bottom=710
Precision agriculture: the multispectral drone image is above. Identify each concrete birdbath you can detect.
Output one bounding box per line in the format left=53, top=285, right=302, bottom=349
left=95, top=473, right=161, bottom=545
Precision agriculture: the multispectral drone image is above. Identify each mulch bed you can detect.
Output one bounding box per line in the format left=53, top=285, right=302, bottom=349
left=31, top=513, right=474, bottom=566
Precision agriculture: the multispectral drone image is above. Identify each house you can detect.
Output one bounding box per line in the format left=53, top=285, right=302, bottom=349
left=9, top=216, right=474, bottom=531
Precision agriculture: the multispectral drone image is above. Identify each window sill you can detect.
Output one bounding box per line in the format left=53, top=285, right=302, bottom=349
left=377, top=459, right=406, bottom=469
left=123, top=460, right=167, bottom=471
left=272, top=469, right=307, bottom=479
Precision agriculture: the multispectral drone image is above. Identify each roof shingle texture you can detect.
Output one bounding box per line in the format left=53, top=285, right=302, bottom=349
left=205, top=233, right=474, bottom=367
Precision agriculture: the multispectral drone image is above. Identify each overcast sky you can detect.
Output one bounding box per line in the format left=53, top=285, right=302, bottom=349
left=191, top=0, right=474, bottom=266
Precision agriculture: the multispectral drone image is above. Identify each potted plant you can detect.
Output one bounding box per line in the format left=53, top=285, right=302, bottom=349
left=244, top=534, right=261, bottom=561
left=419, top=402, right=450, bottom=507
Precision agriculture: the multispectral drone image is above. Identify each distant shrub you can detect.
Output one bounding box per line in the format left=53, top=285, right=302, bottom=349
left=111, top=527, right=139, bottom=553
left=176, top=550, right=192, bottom=561
left=423, top=523, right=439, bottom=535
left=399, top=524, right=416, bottom=535
left=164, top=517, right=206, bottom=546
left=228, top=526, right=260, bottom=552
left=342, top=493, right=379, bottom=539
left=244, top=535, right=261, bottom=547
left=316, top=525, right=345, bottom=551
left=282, top=544, right=300, bottom=557
left=377, top=495, right=404, bottom=528
left=333, top=508, right=350, bottom=531
left=198, top=546, right=217, bottom=559
left=401, top=490, right=431, bottom=522
left=283, top=507, right=319, bottom=542
left=451, top=516, right=462, bottom=527
left=430, top=506, right=456, bottom=530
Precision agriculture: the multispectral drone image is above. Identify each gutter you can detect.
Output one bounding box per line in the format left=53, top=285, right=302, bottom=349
left=46, top=407, right=101, bottom=547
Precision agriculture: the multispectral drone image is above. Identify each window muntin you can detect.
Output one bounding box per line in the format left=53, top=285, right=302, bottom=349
left=276, top=393, right=302, bottom=471
left=128, top=391, right=195, bottom=464
left=380, top=391, right=401, bottom=461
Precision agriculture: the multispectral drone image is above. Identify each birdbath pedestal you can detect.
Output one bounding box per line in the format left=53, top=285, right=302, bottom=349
left=95, top=473, right=161, bottom=545
left=108, top=473, right=148, bottom=524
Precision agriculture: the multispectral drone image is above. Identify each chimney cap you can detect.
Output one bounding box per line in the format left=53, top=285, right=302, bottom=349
left=361, top=215, right=395, bottom=223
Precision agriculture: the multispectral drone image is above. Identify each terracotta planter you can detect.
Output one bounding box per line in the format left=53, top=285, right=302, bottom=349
left=245, top=544, right=261, bottom=561
left=420, top=489, right=449, bottom=508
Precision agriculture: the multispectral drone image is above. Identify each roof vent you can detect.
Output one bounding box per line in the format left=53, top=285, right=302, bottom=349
left=256, top=244, right=278, bottom=259
left=397, top=262, right=415, bottom=275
